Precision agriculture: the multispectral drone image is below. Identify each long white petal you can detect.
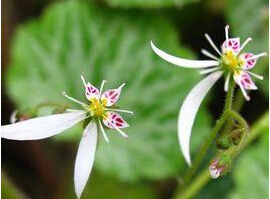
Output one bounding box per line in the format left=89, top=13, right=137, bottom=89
left=178, top=71, right=223, bottom=166
left=1, top=111, right=87, bottom=140
left=150, top=41, right=219, bottom=68
left=199, top=67, right=220, bottom=75
left=74, top=120, right=97, bottom=199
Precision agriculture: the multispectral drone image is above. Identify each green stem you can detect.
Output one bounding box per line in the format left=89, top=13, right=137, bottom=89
left=177, top=111, right=268, bottom=199
left=233, top=90, right=245, bottom=111
left=227, top=110, right=249, bottom=158
left=180, top=111, right=229, bottom=186
left=224, top=79, right=235, bottom=111
left=176, top=169, right=210, bottom=199
left=220, top=80, right=236, bottom=136
left=228, top=110, right=249, bottom=131
left=178, top=79, right=235, bottom=189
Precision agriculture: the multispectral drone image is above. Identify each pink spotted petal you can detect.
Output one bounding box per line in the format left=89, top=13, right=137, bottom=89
left=234, top=71, right=257, bottom=90
left=239, top=53, right=257, bottom=70
left=81, top=75, right=100, bottom=101
left=103, top=111, right=129, bottom=129
left=101, top=84, right=125, bottom=107
left=85, top=83, right=100, bottom=101
left=222, top=38, right=240, bottom=54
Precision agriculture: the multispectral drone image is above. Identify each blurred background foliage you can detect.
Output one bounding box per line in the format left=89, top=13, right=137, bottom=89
left=1, top=0, right=268, bottom=198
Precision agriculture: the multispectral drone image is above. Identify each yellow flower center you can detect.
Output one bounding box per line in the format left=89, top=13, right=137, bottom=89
left=89, top=98, right=107, bottom=119
left=222, top=50, right=244, bottom=73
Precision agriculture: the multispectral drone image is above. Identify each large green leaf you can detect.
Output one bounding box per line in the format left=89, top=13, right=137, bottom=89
left=228, top=131, right=269, bottom=199
left=6, top=1, right=212, bottom=181
left=226, top=0, right=269, bottom=97
left=95, top=0, right=198, bottom=9
left=59, top=169, right=157, bottom=199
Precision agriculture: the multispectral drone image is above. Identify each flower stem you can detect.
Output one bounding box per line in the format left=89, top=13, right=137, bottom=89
left=177, top=78, right=235, bottom=191
left=224, top=78, right=235, bottom=111
left=175, top=111, right=268, bottom=199
left=179, top=111, right=229, bottom=187
left=175, top=168, right=210, bottom=199
left=227, top=110, right=249, bottom=158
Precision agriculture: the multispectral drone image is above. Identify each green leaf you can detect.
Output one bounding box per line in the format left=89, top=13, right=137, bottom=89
left=59, top=170, right=157, bottom=199
left=226, top=0, right=269, bottom=97
left=228, top=131, right=269, bottom=199
left=7, top=1, right=212, bottom=181
left=1, top=172, right=27, bottom=199
left=95, top=0, right=198, bottom=9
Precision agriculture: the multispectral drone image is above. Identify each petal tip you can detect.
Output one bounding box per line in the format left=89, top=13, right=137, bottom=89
left=119, top=83, right=126, bottom=89
left=75, top=189, right=82, bottom=199
left=187, top=159, right=192, bottom=167
left=150, top=40, right=157, bottom=51
left=245, top=96, right=250, bottom=101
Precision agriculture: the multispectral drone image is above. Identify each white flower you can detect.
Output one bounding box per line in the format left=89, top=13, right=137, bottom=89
left=1, top=75, right=133, bottom=198
left=150, top=25, right=266, bottom=166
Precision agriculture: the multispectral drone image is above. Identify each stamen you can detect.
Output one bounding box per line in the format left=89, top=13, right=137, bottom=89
left=246, top=52, right=267, bottom=61
left=224, top=73, right=231, bottom=92
left=225, top=25, right=229, bottom=45
left=99, top=80, right=107, bottom=98
left=205, top=33, right=222, bottom=56
left=245, top=71, right=264, bottom=80
left=118, top=83, right=126, bottom=89
left=80, top=74, right=87, bottom=87
left=107, top=120, right=128, bottom=138
left=105, top=108, right=134, bottom=115
left=98, top=119, right=110, bottom=142
left=199, top=67, right=221, bottom=75
left=239, top=84, right=250, bottom=101
left=66, top=108, right=83, bottom=112
left=62, top=92, right=88, bottom=107
left=201, top=49, right=219, bottom=61
left=237, top=37, right=252, bottom=55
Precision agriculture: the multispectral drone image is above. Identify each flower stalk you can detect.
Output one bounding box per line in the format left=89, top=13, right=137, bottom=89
left=174, top=111, right=268, bottom=199
left=181, top=77, right=235, bottom=186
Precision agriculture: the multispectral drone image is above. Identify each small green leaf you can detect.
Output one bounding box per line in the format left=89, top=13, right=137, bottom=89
left=7, top=1, right=211, bottom=181
left=60, top=170, right=157, bottom=199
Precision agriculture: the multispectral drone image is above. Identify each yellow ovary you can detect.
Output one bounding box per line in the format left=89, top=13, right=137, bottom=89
left=89, top=98, right=107, bottom=118
left=222, top=50, right=244, bottom=72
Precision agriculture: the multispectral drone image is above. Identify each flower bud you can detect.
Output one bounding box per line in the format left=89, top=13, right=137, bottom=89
left=209, top=159, right=225, bottom=179
left=209, top=154, right=232, bottom=179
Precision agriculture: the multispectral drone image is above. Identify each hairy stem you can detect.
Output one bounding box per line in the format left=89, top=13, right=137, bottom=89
left=176, top=111, right=268, bottom=199
left=177, top=169, right=210, bottom=199
left=180, top=111, right=229, bottom=186
left=176, top=78, right=235, bottom=193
